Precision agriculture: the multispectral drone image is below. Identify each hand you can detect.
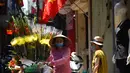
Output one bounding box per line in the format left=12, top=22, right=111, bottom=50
left=43, top=62, right=51, bottom=66
left=126, top=54, right=130, bottom=65
left=112, top=54, right=116, bottom=64
left=47, top=62, right=52, bottom=66
left=43, top=62, right=48, bottom=65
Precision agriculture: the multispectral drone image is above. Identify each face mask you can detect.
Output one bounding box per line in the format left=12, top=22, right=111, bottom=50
left=91, top=45, right=96, bottom=52
left=56, top=43, right=64, bottom=47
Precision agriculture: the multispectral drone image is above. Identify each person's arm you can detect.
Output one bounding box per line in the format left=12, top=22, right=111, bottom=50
left=126, top=29, right=130, bottom=65
left=128, top=29, right=130, bottom=56
left=43, top=51, right=53, bottom=65
left=93, top=57, right=100, bottom=73
left=50, top=48, right=70, bottom=66
left=46, top=51, right=53, bottom=62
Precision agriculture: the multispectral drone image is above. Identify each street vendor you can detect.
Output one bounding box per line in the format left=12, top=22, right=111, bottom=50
left=45, top=34, right=72, bottom=73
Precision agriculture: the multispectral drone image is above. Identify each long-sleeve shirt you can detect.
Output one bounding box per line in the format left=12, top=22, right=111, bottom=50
left=47, top=47, right=71, bottom=73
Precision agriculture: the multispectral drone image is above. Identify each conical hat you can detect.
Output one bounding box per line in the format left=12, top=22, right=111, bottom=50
left=49, top=34, right=71, bottom=47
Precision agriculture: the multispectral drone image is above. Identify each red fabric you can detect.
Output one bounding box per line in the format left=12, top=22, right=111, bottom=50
left=68, top=23, right=75, bottom=53
left=42, top=0, right=66, bottom=23
left=31, top=7, right=36, bottom=14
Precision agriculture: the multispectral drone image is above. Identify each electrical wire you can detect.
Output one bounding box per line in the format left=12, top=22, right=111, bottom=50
left=69, top=0, right=88, bottom=17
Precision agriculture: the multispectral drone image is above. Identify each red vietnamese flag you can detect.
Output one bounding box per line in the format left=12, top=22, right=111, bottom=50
left=42, top=0, right=66, bottom=23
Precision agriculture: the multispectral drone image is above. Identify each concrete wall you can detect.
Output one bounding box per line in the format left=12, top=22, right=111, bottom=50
left=75, top=12, right=88, bottom=70
left=92, top=0, right=114, bottom=73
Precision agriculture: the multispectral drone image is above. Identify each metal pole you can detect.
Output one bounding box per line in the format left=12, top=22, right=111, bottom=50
left=88, top=0, right=92, bottom=73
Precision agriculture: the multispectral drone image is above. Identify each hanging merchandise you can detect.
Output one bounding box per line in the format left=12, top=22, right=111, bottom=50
left=21, top=0, right=44, bottom=24
left=66, top=11, right=75, bottom=30
left=66, top=10, right=75, bottom=52
left=8, top=0, right=23, bottom=15
left=38, top=0, right=45, bottom=24
left=21, top=0, right=36, bottom=15
left=42, top=0, right=67, bottom=23
left=21, top=0, right=28, bottom=15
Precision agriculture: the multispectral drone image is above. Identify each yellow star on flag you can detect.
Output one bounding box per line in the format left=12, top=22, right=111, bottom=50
left=48, top=0, right=56, bottom=3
